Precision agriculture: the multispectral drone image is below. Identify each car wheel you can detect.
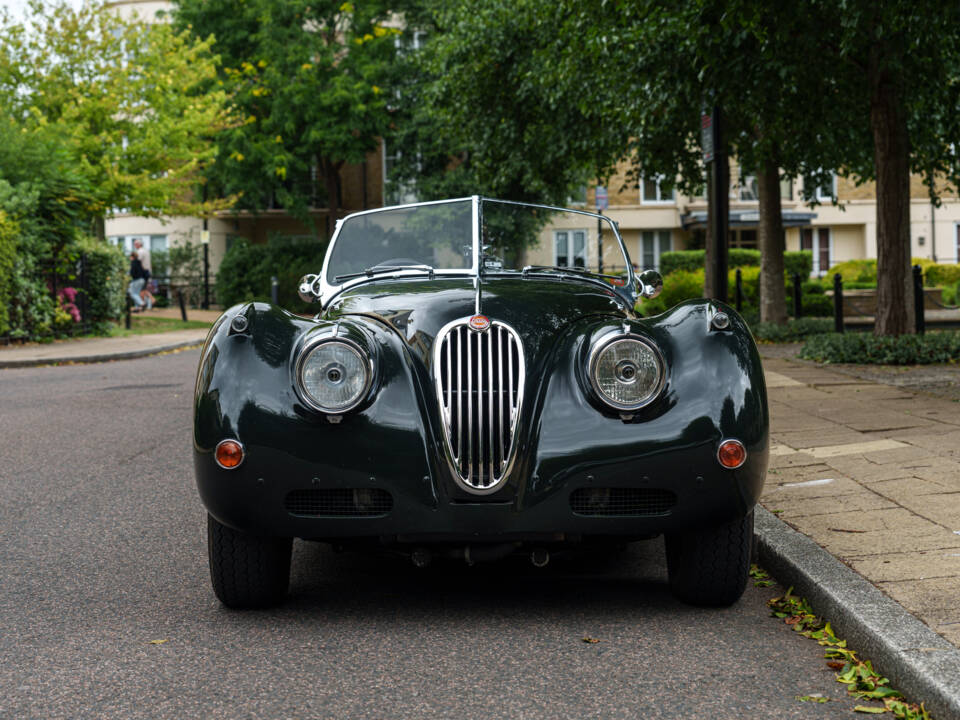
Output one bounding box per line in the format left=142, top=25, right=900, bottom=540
left=207, top=514, right=292, bottom=609
left=665, top=509, right=754, bottom=607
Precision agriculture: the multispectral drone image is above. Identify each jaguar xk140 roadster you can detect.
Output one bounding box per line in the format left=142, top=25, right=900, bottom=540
left=194, top=197, right=768, bottom=608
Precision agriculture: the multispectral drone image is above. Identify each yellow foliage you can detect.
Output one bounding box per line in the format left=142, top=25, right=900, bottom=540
left=339, top=2, right=354, bottom=12
left=301, top=63, right=312, bottom=71
left=230, top=151, right=245, bottom=162
left=275, top=166, right=287, bottom=180
left=257, top=59, right=267, bottom=68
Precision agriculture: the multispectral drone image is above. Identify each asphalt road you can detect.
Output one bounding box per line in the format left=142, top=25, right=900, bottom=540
left=1, top=349, right=867, bottom=719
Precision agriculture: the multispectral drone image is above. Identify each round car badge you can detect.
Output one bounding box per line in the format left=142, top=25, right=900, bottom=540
left=468, top=314, right=491, bottom=332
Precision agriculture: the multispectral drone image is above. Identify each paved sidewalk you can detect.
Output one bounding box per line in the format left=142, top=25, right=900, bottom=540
left=0, top=328, right=211, bottom=367
left=760, top=356, right=960, bottom=648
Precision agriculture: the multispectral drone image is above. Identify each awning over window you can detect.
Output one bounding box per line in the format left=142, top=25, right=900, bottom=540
left=680, top=210, right=817, bottom=230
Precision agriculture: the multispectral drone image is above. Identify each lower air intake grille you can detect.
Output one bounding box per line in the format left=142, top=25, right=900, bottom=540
left=570, top=488, right=676, bottom=517
left=284, top=488, right=393, bottom=517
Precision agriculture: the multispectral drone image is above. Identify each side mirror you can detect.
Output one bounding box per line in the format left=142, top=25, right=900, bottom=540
left=298, top=273, right=322, bottom=304
left=636, top=269, right=663, bottom=299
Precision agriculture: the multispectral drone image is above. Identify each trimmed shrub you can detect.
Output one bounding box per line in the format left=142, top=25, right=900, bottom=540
left=640, top=268, right=704, bottom=315
left=729, top=265, right=759, bottom=309
left=77, top=238, right=127, bottom=332
left=753, top=317, right=833, bottom=343
left=827, top=259, right=877, bottom=284
left=216, top=237, right=327, bottom=310
left=728, top=248, right=761, bottom=267
left=659, top=248, right=760, bottom=276
left=942, top=280, right=960, bottom=307
left=659, top=250, right=704, bottom=276
left=784, top=251, right=813, bottom=279
left=800, top=331, right=960, bottom=364
left=801, top=281, right=824, bottom=295
left=801, top=293, right=833, bottom=317
left=924, top=263, right=960, bottom=288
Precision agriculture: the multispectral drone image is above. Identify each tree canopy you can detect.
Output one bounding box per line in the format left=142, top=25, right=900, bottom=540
left=174, top=0, right=402, bottom=233
left=0, top=0, right=234, bottom=231
left=403, top=0, right=960, bottom=334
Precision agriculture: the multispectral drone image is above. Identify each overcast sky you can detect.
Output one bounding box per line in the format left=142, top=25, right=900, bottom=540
left=2, top=0, right=85, bottom=22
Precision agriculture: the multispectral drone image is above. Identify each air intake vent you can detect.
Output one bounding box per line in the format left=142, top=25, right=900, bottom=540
left=284, top=488, right=393, bottom=517
left=434, top=318, right=524, bottom=494
left=570, top=488, right=676, bottom=516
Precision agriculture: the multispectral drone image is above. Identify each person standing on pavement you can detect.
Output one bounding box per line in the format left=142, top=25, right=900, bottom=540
left=133, top=239, right=155, bottom=310
left=128, top=251, right=146, bottom=312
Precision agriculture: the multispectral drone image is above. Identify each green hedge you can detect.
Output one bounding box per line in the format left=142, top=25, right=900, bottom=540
left=784, top=251, right=813, bottom=279
left=753, top=317, right=833, bottom=343
left=942, top=280, right=960, bottom=306
left=925, top=264, right=960, bottom=287
left=659, top=249, right=762, bottom=276
left=216, top=237, right=327, bottom=309
left=78, top=238, right=128, bottom=332
left=0, top=210, right=16, bottom=335
left=659, top=250, right=704, bottom=275
left=800, top=331, right=960, bottom=364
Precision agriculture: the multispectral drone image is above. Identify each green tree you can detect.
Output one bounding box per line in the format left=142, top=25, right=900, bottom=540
left=805, top=0, right=960, bottom=336
left=0, top=0, right=234, bottom=235
left=413, top=0, right=846, bottom=324
left=174, top=0, right=400, bottom=236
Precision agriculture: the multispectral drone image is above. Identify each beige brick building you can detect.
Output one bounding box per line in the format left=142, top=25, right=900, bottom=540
left=555, top=163, right=960, bottom=278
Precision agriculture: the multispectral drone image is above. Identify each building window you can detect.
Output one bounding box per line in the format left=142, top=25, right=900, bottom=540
left=567, top=185, right=587, bottom=207
left=801, top=227, right=832, bottom=275
left=641, top=177, right=675, bottom=204
left=554, top=230, right=587, bottom=268
left=731, top=229, right=757, bottom=248
left=640, top=230, right=672, bottom=270
left=738, top=174, right=759, bottom=201
left=804, top=171, right=836, bottom=202
left=382, top=139, right=419, bottom=206
left=780, top=177, right=793, bottom=200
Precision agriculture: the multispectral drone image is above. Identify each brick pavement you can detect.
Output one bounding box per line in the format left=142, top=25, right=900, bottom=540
left=761, top=357, right=960, bottom=647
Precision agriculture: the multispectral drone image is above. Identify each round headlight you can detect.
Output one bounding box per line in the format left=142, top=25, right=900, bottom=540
left=297, top=340, right=371, bottom=413
left=589, top=336, right=663, bottom=411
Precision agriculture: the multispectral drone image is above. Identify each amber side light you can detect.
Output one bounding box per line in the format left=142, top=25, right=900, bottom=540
left=717, top=439, right=747, bottom=469
left=215, top=440, right=244, bottom=469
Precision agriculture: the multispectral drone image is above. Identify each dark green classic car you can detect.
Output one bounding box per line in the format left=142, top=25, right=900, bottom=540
left=194, top=197, right=768, bottom=609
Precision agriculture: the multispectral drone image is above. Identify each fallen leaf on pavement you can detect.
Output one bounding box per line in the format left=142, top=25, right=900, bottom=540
left=146, top=639, right=168, bottom=645
left=581, top=637, right=601, bottom=644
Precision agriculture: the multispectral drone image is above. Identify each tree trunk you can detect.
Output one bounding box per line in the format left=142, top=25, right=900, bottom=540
left=704, top=171, right=715, bottom=299
left=757, top=162, right=787, bottom=324
left=870, top=73, right=913, bottom=336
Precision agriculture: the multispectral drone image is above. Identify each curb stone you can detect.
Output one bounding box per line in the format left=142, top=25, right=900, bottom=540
left=755, top=506, right=960, bottom=720
left=0, top=339, right=204, bottom=369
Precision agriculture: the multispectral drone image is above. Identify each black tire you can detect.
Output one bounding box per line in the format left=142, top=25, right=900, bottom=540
left=207, top=514, right=292, bottom=609
left=665, top=509, right=754, bottom=607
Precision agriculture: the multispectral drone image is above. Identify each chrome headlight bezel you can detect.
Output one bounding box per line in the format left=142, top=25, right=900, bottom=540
left=587, top=332, right=665, bottom=412
left=294, top=335, right=374, bottom=414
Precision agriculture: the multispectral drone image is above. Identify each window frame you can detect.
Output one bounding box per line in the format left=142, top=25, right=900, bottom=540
left=553, top=229, right=589, bottom=269
left=640, top=176, right=676, bottom=205
left=639, top=229, right=672, bottom=271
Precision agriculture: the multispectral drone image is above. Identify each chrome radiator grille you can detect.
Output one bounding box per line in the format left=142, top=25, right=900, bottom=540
left=434, top=319, right=524, bottom=493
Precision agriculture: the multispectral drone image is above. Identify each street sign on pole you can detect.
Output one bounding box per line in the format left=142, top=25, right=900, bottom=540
left=595, top=186, right=609, bottom=211
left=701, top=113, right=714, bottom=164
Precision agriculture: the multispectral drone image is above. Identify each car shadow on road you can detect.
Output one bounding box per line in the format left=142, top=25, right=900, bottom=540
left=283, top=537, right=678, bottom=617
